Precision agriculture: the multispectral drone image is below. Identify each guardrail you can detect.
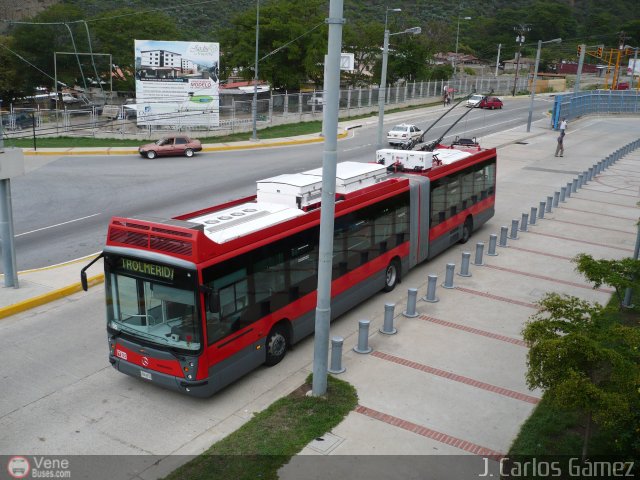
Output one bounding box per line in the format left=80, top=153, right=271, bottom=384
left=551, top=90, right=640, bottom=129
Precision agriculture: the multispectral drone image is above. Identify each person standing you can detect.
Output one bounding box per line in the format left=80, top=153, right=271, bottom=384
left=559, top=118, right=567, bottom=133
left=555, top=133, right=564, bottom=157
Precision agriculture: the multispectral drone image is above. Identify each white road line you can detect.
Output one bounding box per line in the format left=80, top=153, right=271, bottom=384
left=17, top=213, right=101, bottom=237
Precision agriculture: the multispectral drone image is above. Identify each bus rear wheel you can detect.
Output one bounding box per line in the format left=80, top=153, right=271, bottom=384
left=265, top=325, right=288, bottom=366
left=383, top=259, right=401, bottom=292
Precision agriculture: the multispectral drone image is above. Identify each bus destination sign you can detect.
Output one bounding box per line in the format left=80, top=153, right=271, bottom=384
left=120, top=258, right=174, bottom=281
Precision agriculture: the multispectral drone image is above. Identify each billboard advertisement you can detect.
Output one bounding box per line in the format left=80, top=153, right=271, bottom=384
left=134, top=40, right=219, bottom=127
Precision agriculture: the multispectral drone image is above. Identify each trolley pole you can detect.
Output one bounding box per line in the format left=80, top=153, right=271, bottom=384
left=312, top=0, right=344, bottom=397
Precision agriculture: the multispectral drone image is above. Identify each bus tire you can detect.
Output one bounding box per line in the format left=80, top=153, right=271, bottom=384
left=184, top=148, right=194, bottom=158
left=146, top=150, right=157, bottom=159
left=265, top=324, right=288, bottom=366
left=383, top=259, right=401, bottom=292
left=460, top=217, right=473, bottom=244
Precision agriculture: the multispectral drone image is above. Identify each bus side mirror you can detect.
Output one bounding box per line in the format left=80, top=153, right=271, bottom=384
left=81, top=271, right=88, bottom=292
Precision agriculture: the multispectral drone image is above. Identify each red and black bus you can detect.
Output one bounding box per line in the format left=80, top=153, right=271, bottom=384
left=82, top=145, right=496, bottom=397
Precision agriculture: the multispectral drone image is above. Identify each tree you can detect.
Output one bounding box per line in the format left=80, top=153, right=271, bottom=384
left=219, top=0, right=328, bottom=90
left=524, top=293, right=640, bottom=460
left=0, top=36, right=28, bottom=104
left=573, top=253, right=640, bottom=309
left=342, top=21, right=383, bottom=87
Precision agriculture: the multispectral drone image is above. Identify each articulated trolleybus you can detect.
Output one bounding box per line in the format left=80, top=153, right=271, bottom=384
left=82, top=144, right=496, bottom=397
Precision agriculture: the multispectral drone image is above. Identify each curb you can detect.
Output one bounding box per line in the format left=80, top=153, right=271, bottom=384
left=0, top=274, right=104, bottom=320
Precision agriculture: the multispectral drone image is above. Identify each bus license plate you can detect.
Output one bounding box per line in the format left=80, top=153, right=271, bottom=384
left=140, top=371, right=152, bottom=381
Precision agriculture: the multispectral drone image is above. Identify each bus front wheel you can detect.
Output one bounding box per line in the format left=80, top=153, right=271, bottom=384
left=460, top=217, right=473, bottom=244
left=383, top=259, right=401, bottom=292
left=265, top=325, right=288, bottom=366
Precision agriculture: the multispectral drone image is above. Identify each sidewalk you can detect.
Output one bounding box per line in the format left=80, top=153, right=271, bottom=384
left=0, top=115, right=638, bottom=479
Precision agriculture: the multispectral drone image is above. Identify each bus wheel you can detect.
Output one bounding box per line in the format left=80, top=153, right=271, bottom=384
left=460, top=217, right=473, bottom=244
left=383, top=259, right=401, bottom=292
left=265, top=325, right=288, bottom=366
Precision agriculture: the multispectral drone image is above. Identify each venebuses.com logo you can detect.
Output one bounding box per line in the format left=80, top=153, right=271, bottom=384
left=7, top=456, right=30, bottom=479
left=6, top=456, right=71, bottom=478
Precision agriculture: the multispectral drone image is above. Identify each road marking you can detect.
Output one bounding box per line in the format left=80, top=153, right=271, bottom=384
left=16, top=213, right=101, bottom=237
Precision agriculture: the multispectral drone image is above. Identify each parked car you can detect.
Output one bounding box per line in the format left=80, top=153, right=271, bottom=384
left=478, top=96, right=503, bottom=109
left=139, top=135, right=202, bottom=159
left=466, top=94, right=485, bottom=107
left=387, top=124, right=422, bottom=146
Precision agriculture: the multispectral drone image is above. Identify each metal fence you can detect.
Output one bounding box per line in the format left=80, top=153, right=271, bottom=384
left=551, top=89, right=640, bottom=129
left=0, top=75, right=534, bottom=139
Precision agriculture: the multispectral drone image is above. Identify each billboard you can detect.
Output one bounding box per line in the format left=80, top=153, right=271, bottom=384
left=134, top=40, right=219, bottom=127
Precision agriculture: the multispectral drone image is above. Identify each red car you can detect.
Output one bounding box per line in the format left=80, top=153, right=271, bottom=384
left=139, top=135, right=203, bottom=159
left=478, top=96, right=503, bottom=109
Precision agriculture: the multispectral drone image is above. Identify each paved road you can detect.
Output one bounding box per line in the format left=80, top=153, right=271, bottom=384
left=1, top=117, right=637, bottom=480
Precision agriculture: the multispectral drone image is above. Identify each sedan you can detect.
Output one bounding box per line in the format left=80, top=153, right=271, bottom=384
left=387, top=124, right=422, bottom=146
left=139, top=135, right=203, bottom=159
left=478, top=96, right=503, bottom=109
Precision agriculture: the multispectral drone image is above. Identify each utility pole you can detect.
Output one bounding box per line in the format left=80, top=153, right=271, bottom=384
left=495, top=43, right=501, bottom=77
left=574, top=43, right=586, bottom=93
left=512, top=24, right=530, bottom=96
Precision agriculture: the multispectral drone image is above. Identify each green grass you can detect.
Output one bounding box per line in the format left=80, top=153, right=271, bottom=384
left=163, top=374, right=358, bottom=480
left=3, top=99, right=444, bottom=149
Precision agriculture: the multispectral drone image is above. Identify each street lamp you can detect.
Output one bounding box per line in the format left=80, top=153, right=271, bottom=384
left=526, top=37, right=561, bottom=132
left=251, top=0, right=260, bottom=141
left=376, top=9, right=421, bottom=149
left=453, top=16, right=472, bottom=75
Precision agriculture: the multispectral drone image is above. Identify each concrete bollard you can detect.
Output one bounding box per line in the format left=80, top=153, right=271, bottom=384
left=488, top=234, right=498, bottom=256
left=520, top=213, right=529, bottom=232
left=442, top=263, right=455, bottom=289
left=553, top=191, right=560, bottom=207
left=403, top=288, right=419, bottom=318
left=510, top=219, right=519, bottom=240
left=499, top=226, right=509, bottom=247
left=380, top=303, right=398, bottom=335
left=458, top=252, right=472, bottom=277
left=423, top=275, right=439, bottom=302
left=530, top=206, right=537, bottom=225
left=473, top=242, right=485, bottom=266
left=328, top=336, right=346, bottom=374
left=353, top=320, right=373, bottom=354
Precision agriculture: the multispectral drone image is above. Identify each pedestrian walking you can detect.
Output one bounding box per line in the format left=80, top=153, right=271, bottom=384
left=555, top=134, right=564, bottom=157
left=559, top=117, right=567, bottom=133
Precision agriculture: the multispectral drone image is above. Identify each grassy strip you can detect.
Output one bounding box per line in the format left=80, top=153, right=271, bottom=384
left=508, top=290, right=640, bottom=462
left=4, top=99, right=442, bottom=149
left=163, top=374, right=357, bottom=480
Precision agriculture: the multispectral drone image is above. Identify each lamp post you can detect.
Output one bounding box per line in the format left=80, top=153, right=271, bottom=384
left=453, top=16, right=472, bottom=76
left=376, top=13, right=421, bottom=149
left=251, top=0, right=260, bottom=141
left=526, top=38, right=561, bottom=132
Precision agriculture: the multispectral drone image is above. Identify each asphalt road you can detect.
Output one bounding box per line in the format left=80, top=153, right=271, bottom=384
left=10, top=97, right=550, bottom=270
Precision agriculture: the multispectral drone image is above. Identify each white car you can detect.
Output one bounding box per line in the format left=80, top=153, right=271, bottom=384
left=387, top=124, right=422, bottom=146
left=466, top=94, right=484, bottom=108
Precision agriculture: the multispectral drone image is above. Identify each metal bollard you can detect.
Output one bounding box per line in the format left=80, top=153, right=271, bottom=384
left=560, top=186, right=567, bottom=202
left=353, top=320, right=372, bottom=354
left=423, top=275, right=439, bottom=303
left=538, top=202, right=545, bottom=219
left=520, top=213, right=529, bottom=232
left=442, top=263, right=455, bottom=289
left=328, top=336, right=346, bottom=374
left=546, top=196, right=553, bottom=213
left=588, top=167, right=594, bottom=181
left=510, top=219, right=519, bottom=239
left=487, top=234, right=498, bottom=256
left=403, top=288, right=419, bottom=318
left=458, top=252, right=472, bottom=277
left=566, top=182, right=573, bottom=197
left=572, top=178, right=578, bottom=193
left=499, top=226, right=508, bottom=247
left=553, top=191, right=560, bottom=207
left=473, top=242, right=485, bottom=266
left=530, top=206, right=537, bottom=225
left=380, top=303, right=398, bottom=335
left=578, top=173, right=584, bottom=188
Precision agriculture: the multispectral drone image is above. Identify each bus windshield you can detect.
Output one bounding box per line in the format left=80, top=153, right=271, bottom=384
left=106, top=272, right=201, bottom=351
